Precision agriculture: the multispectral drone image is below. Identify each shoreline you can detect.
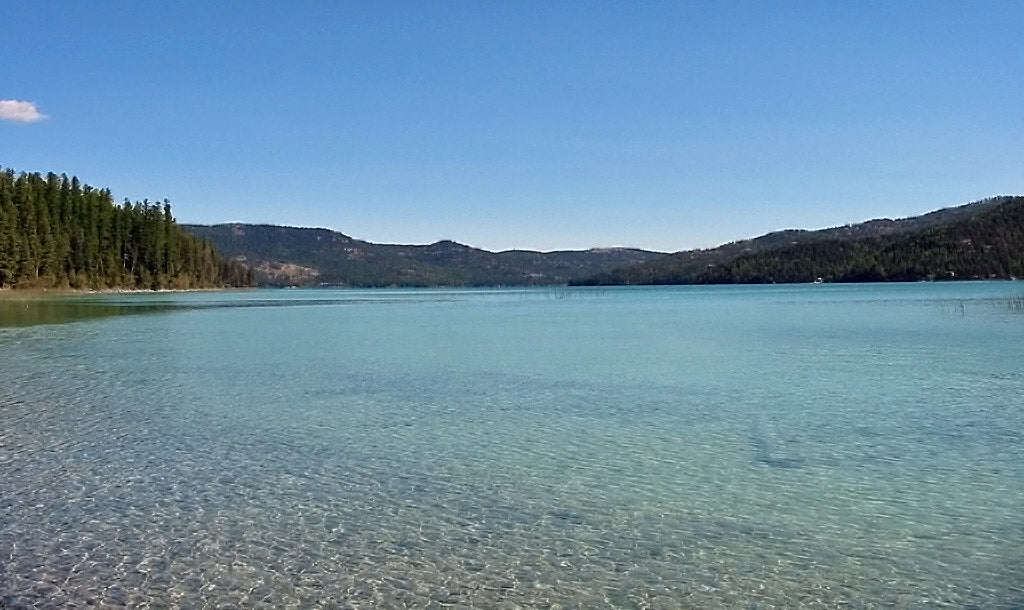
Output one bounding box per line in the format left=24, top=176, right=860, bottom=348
left=0, top=286, right=244, bottom=300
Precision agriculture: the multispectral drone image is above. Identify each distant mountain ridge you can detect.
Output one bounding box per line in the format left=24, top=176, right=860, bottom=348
left=182, top=223, right=664, bottom=286
left=185, top=195, right=1024, bottom=287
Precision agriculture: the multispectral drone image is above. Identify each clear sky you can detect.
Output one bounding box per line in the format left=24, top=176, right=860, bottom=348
left=2, top=1, right=1022, bottom=252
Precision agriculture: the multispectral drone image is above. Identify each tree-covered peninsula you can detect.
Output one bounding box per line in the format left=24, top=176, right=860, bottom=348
left=0, top=168, right=251, bottom=290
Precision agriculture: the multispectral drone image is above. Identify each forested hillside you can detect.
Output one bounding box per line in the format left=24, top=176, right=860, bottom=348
left=694, top=196, right=1024, bottom=283
left=0, top=168, right=251, bottom=289
left=574, top=197, right=1021, bottom=285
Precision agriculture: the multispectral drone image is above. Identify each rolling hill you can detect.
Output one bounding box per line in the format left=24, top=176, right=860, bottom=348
left=185, top=195, right=1024, bottom=287
left=182, top=223, right=665, bottom=286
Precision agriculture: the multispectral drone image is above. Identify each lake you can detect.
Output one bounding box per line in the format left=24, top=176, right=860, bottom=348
left=1, top=283, right=1022, bottom=608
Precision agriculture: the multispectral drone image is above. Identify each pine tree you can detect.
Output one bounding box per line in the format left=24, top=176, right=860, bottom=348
left=0, top=167, right=252, bottom=289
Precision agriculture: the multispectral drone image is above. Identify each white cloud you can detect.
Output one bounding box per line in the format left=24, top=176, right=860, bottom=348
left=0, top=100, right=47, bottom=123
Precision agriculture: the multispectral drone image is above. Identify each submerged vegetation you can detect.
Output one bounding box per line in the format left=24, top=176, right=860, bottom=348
left=0, top=168, right=251, bottom=290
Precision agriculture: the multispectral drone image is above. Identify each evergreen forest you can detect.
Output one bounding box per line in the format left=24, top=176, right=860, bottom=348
left=0, top=168, right=251, bottom=290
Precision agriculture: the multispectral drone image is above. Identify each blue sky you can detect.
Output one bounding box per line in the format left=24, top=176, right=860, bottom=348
left=2, top=2, right=1022, bottom=252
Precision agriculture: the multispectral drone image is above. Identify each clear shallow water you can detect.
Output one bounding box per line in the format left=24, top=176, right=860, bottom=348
left=1, top=284, right=1023, bottom=608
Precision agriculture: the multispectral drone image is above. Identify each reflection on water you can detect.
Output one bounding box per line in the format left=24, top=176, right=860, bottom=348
left=0, top=298, right=169, bottom=327
left=0, top=289, right=479, bottom=328
left=1, top=283, right=1023, bottom=607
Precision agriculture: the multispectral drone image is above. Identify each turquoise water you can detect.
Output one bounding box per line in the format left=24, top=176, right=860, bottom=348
left=1, top=284, right=1023, bottom=608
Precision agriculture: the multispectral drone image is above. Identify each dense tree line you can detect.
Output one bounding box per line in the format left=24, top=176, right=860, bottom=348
left=695, top=196, right=1024, bottom=284
left=0, top=168, right=252, bottom=289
